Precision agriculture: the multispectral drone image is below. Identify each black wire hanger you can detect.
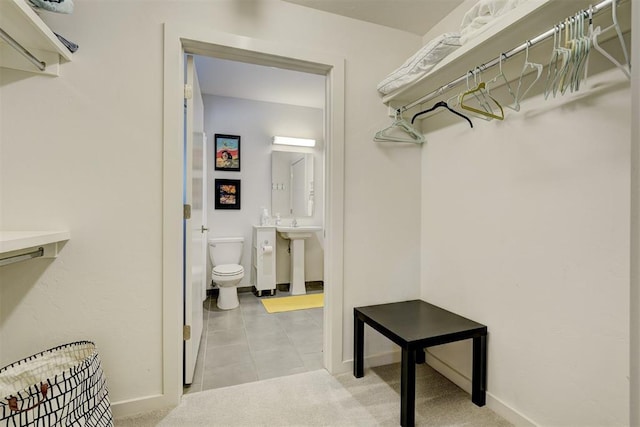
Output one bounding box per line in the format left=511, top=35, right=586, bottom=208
left=411, top=100, right=473, bottom=128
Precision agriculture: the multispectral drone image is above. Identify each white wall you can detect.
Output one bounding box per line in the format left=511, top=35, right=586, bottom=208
left=421, top=68, right=630, bottom=425
left=0, top=0, right=422, bottom=410
left=203, top=94, right=325, bottom=287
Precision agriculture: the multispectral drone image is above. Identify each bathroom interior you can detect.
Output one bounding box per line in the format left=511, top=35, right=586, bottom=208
left=187, top=54, right=327, bottom=392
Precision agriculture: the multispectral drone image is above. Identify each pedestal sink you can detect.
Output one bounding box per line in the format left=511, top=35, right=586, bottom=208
left=276, top=225, right=322, bottom=295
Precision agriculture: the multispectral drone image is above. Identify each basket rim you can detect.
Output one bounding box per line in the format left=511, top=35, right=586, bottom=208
left=0, top=340, right=97, bottom=373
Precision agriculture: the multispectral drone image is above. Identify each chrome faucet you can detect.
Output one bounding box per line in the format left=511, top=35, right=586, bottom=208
left=291, top=218, right=297, bottom=227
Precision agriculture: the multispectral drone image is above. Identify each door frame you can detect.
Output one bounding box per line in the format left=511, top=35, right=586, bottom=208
left=162, top=24, right=345, bottom=406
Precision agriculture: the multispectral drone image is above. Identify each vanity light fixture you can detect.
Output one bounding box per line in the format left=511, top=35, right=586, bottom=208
left=272, top=136, right=316, bottom=147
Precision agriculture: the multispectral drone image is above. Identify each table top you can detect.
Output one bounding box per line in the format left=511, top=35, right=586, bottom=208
left=355, top=300, right=487, bottom=347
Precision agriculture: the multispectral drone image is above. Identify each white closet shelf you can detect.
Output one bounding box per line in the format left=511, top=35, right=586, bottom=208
left=0, top=0, right=73, bottom=76
left=0, top=230, right=70, bottom=260
left=381, top=0, right=624, bottom=109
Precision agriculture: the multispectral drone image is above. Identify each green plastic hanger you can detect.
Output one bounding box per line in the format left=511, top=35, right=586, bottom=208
left=374, top=109, right=425, bottom=144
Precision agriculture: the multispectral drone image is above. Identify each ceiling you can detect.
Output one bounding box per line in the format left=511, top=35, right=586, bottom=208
left=282, top=0, right=465, bottom=36
left=194, top=56, right=326, bottom=109
left=194, top=0, right=466, bottom=108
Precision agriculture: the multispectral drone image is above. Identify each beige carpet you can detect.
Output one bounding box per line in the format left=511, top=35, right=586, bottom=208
left=115, top=363, right=512, bottom=426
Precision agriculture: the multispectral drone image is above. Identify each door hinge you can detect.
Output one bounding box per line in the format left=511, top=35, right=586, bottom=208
left=184, top=204, right=191, bottom=220
left=183, top=324, right=191, bottom=341
left=184, top=84, right=193, bottom=100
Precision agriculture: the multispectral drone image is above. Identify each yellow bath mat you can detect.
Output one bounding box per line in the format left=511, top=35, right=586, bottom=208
left=261, top=293, right=324, bottom=313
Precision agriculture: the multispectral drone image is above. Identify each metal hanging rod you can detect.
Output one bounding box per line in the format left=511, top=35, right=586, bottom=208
left=0, top=27, right=46, bottom=72
left=0, top=247, right=45, bottom=267
left=398, top=0, right=619, bottom=114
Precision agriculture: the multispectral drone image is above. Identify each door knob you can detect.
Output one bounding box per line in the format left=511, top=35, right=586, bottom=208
left=201, top=226, right=209, bottom=233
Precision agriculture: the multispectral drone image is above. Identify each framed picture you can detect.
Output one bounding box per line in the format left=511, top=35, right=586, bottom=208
left=214, top=134, right=241, bottom=171
left=214, top=179, right=241, bottom=210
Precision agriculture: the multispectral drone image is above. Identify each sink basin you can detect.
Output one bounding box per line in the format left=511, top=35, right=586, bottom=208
left=276, top=225, right=322, bottom=240
left=276, top=225, right=322, bottom=295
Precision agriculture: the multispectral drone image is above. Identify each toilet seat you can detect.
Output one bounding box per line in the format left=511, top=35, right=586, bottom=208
left=212, top=264, right=244, bottom=276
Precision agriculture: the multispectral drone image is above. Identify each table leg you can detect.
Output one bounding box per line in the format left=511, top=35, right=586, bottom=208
left=400, top=347, right=416, bottom=427
left=354, top=312, right=364, bottom=378
left=472, top=334, right=487, bottom=406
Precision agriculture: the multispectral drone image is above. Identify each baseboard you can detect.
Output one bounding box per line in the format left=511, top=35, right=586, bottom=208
left=425, top=350, right=537, bottom=426
left=206, top=282, right=324, bottom=297
left=340, top=349, right=536, bottom=426
left=110, top=394, right=173, bottom=420
left=339, top=350, right=402, bottom=374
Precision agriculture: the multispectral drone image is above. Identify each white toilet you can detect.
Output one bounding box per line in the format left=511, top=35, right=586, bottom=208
left=208, top=237, right=244, bottom=310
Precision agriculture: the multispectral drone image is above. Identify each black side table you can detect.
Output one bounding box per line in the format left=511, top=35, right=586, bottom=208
left=354, top=300, right=487, bottom=427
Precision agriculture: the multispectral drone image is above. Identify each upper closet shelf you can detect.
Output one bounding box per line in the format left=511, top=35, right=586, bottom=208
left=0, top=0, right=73, bottom=76
left=0, top=230, right=70, bottom=266
left=381, top=0, right=619, bottom=109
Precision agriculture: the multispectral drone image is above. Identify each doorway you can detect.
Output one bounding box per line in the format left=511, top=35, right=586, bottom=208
left=187, top=54, right=327, bottom=391
left=163, top=24, right=346, bottom=406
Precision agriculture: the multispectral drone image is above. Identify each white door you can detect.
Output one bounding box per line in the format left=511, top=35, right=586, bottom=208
left=184, top=54, right=206, bottom=385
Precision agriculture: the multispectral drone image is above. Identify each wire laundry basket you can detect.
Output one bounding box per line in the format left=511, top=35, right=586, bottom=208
left=0, top=341, right=112, bottom=426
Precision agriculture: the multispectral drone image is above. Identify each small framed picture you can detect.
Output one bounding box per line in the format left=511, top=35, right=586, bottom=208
left=214, top=179, right=241, bottom=210
left=214, top=134, right=241, bottom=171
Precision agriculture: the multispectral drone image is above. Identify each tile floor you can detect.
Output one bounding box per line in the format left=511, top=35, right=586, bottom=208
left=184, top=287, right=324, bottom=394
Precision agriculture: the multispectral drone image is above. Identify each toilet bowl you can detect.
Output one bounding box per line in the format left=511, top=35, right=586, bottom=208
left=211, top=264, right=244, bottom=310
left=208, top=237, right=244, bottom=310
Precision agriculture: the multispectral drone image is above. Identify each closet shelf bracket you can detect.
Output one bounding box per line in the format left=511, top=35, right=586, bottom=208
left=0, top=27, right=46, bottom=71
left=0, top=247, right=44, bottom=267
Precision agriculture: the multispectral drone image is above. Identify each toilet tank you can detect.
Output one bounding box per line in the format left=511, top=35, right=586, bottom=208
left=208, top=237, right=244, bottom=266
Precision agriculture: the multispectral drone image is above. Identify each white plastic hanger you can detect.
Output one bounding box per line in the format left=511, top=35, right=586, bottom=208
left=544, top=25, right=571, bottom=99
left=374, top=109, right=425, bottom=144
left=591, top=0, right=630, bottom=79
left=569, top=10, right=591, bottom=92
left=486, top=53, right=518, bottom=111
left=511, top=41, right=543, bottom=111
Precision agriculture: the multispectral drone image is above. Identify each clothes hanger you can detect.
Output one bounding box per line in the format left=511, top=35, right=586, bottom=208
left=563, top=12, right=589, bottom=94
left=485, top=53, right=518, bottom=111
left=374, top=109, right=425, bottom=144
left=511, top=41, right=543, bottom=111
left=580, top=6, right=595, bottom=83
left=410, top=100, right=473, bottom=128
left=455, top=69, right=494, bottom=121
left=571, top=9, right=592, bottom=92
left=559, top=17, right=578, bottom=95
left=460, top=81, right=505, bottom=121
left=591, top=0, right=630, bottom=79
left=544, top=25, right=571, bottom=99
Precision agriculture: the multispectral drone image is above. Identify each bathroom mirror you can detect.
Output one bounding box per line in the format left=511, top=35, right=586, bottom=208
left=271, top=151, right=314, bottom=218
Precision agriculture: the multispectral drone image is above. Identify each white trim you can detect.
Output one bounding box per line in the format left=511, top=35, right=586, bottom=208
left=630, top=0, right=640, bottom=424
left=340, top=349, right=535, bottom=425
left=162, top=23, right=185, bottom=410
left=425, top=351, right=537, bottom=427
left=340, top=350, right=402, bottom=374
left=110, top=395, right=165, bottom=419
left=323, top=51, right=345, bottom=375
left=162, top=23, right=346, bottom=411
